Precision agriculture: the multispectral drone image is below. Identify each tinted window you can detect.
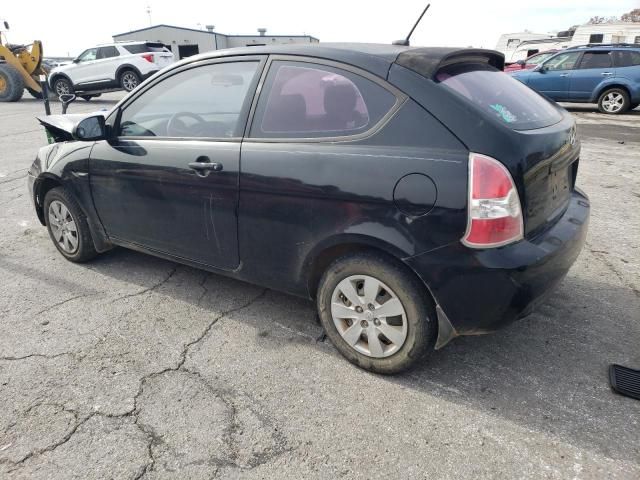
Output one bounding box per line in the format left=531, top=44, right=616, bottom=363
left=123, top=43, right=168, bottom=54
left=119, top=61, right=259, bottom=138
left=98, top=46, right=119, bottom=59
left=251, top=61, right=397, bottom=138
left=589, top=34, right=604, bottom=43
left=436, top=63, right=562, bottom=130
left=613, top=50, right=640, bottom=67
left=579, top=51, right=612, bottom=69
left=544, top=51, right=581, bottom=71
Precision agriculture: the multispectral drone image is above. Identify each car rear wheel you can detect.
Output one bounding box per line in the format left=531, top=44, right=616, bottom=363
left=53, top=77, right=74, bottom=98
left=44, top=187, right=98, bottom=263
left=120, top=70, right=140, bottom=92
left=598, top=88, right=630, bottom=114
left=316, top=252, right=436, bottom=374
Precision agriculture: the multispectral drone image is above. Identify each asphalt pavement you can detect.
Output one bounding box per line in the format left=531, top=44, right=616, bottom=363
left=0, top=94, right=638, bottom=479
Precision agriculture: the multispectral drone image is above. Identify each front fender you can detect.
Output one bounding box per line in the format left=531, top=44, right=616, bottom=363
left=29, top=141, right=112, bottom=252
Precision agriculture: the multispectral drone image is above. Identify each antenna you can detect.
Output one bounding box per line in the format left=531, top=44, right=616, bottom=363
left=393, top=3, right=431, bottom=46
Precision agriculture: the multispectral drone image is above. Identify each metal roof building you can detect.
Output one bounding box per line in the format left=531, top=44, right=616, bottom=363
left=113, top=24, right=319, bottom=60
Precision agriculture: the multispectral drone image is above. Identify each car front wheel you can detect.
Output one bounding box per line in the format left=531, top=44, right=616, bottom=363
left=316, top=252, right=436, bottom=374
left=598, top=88, right=630, bottom=114
left=53, top=77, right=74, bottom=98
left=44, top=187, right=98, bottom=262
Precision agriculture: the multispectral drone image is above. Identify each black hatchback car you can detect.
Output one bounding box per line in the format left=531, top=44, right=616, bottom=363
left=28, top=43, right=589, bottom=374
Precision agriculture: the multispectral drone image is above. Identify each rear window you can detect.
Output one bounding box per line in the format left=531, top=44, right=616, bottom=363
left=123, top=43, right=169, bottom=54
left=436, top=63, right=563, bottom=130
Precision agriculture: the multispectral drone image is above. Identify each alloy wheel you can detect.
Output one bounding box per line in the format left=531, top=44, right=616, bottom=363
left=122, top=73, right=138, bottom=91
left=55, top=81, right=70, bottom=96
left=48, top=200, right=79, bottom=254
left=602, top=92, right=625, bottom=113
left=331, top=275, right=408, bottom=358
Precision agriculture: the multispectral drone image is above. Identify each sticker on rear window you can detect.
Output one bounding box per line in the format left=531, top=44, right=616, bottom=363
left=490, top=104, right=517, bottom=123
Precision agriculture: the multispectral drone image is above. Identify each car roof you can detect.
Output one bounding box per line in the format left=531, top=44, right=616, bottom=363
left=566, top=44, right=640, bottom=52
left=176, top=42, right=504, bottom=79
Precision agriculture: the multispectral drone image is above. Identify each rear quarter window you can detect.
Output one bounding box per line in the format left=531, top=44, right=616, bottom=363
left=250, top=61, right=398, bottom=139
left=436, top=63, right=563, bottom=130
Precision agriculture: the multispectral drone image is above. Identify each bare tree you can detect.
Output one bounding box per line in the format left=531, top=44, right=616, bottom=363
left=621, top=8, right=640, bottom=22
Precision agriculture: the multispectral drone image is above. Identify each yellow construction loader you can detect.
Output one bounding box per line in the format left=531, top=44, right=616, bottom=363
left=0, top=19, right=48, bottom=102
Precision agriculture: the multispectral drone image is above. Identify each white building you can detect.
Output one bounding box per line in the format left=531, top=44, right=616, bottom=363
left=113, top=24, right=319, bottom=60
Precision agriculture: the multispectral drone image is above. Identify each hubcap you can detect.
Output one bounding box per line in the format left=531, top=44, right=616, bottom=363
left=55, top=81, right=70, bottom=96
left=0, top=75, right=7, bottom=94
left=331, top=275, right=408, bottom=358
left=48, top=200, right=78, bottom=254
left=602, top=92, right=624, bottom=113
left=122, top=73, right=138, bottom=91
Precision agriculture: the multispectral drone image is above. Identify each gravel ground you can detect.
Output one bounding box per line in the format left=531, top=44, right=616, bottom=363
left=0, top=94, right=638, bottom=479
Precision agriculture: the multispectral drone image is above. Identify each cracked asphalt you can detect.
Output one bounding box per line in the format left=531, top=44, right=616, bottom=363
left=0, top=95, right=639, bottom=479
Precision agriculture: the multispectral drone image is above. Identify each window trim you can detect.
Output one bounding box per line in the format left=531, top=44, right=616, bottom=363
left=244, top=55, right=407, bottom=143
left=110, top=55, right=268, bottom=143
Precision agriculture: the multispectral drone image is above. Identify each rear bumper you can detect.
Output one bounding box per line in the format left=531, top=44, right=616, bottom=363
left=405, top=188, right=590, bottom=338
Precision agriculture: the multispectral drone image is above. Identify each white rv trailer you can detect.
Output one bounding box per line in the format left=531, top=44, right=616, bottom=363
left=503, top=37, right=572, bottom=64
left=569, top=23, right=640, bottom=46
left=495, top=31, right=553, bottom=55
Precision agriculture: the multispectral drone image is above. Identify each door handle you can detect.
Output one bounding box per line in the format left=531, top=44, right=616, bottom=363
left=188, top=156, right=223, bottom=173
left=601, top=72, right=613, bottom=76
left=559, top=73, right=569, bottom=77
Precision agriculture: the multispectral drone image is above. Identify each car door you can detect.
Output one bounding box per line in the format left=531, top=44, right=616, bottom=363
left=89, top=57, right=264, bottom=269
left=94, top=46, right=121, bottom=86
left=570, top=50, right=614, bottom=100
left=527, top=51, right=582, bottom=101
left=69, top=48, right=100, bottom=84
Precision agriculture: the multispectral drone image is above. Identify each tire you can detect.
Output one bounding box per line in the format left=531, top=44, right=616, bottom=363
left=597, top=88, right=630, bottom=114
left=43, top=187, right=98, bottom=263
left=0, top=63, right=25, bottom=102
left=316, top=252, right=436, bottom=374
left=52, top=77, right=74, bottom=98
left=119, top=70, right=141, bottom=92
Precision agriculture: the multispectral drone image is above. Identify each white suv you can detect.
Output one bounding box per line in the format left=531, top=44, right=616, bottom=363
left=48, top=41, right=175, bottom=100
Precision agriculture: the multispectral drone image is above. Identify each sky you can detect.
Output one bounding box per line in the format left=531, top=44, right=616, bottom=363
left=2, top=0, right=638, bottom=56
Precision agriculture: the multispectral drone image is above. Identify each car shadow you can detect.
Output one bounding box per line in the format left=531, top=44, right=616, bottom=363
left=86, top=246, right=640, bottom=464
left=562, top=103, right=640, bottom=116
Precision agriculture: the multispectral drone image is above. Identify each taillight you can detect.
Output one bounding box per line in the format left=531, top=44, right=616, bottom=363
left=142, top=54, right=154, bottom=63
left=462, top=153, right=524, bottom=248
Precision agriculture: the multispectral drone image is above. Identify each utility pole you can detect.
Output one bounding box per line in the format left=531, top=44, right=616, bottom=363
left=146, top=5, right=152, bottom=26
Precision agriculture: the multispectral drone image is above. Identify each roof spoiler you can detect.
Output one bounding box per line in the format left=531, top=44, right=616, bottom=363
left=395, top=48, right=505, bottom=80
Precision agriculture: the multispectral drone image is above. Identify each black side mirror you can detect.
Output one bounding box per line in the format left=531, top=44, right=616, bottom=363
left=3, top=21, right=9, bottom=30
left=516, top=60, right=525, bottom=66
left=73, top=115, right=106, bottom=141
left=538, top=65, right=547, bottom=73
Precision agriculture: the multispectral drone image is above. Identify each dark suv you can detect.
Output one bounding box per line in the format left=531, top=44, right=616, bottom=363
left=510, top=44, right=640, bottom=114
left=29, top=44, right=589, bottom=374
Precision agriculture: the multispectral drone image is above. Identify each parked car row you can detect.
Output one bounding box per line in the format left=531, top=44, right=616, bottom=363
left=507, top=44, right=640, bottom=114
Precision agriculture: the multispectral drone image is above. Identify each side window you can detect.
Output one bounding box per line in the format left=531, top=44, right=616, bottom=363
left=589, top=34, right=604, bottom=43
left=251, top=61, right=397, bottom=139
left=97, top=46, right=119, bottom=60
left=118, top=61, right=260, bottom=139
left=544, top=52, right=582, bottom=71
left=613, top=51, right=640, bottom=67
left=77, top=48, right=98, bottom=63
left=578, top=51, right=612, bottom=69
